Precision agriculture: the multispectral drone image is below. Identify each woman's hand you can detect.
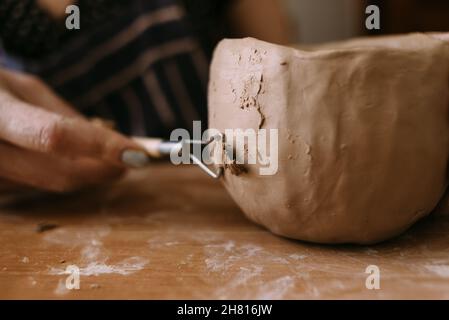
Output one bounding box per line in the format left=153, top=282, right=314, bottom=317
left=0, top=69, right=148, bottom=193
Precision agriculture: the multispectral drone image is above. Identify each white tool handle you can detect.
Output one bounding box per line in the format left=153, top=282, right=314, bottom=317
left=132, top=137, right=165, bottom=158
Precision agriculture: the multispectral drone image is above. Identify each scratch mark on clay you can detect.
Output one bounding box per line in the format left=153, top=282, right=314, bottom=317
left=254, top=276, right=295, bottom=300
left=425, top=265, right=449, bottom=278
left=45, top=226, right=147, bottom=282
left=215, top=266, right=264, bottom=299
left=54, top=279, right=69, bottom=295
left=43, top=226, right=111, bottom=247
left=50, top=257, right=148, bottom=277
left=289, top=254, right=307, bottom=260
left=272, top=257, right=289, bottom=264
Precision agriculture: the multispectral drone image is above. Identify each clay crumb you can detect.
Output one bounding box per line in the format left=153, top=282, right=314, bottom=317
left=218, top=134, right=247, bottom=176
left=60, top=259, right=66, bottom=264
left=35, top=222, right=59, bottom=233
left=256, top=106, right=266, bottom=129
left=90, top=283, right=101, bottom=289
left=225, top=161, right=247, bottom=176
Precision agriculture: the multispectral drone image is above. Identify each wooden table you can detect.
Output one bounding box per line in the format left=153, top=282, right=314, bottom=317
left=1, top=164, right=449, bottom=299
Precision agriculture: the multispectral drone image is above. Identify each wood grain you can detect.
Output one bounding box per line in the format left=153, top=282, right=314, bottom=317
left=1, top=164, right=449, bottom=299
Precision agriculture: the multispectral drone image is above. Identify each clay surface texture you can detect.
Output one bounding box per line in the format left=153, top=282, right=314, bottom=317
left=208, top=33, right=449, bottom=244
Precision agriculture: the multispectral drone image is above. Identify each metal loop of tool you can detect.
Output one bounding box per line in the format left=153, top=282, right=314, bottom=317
left=158, top=135, right=224, bottom=179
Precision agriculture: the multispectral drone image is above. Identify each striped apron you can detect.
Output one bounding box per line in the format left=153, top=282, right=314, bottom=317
left=20, top=0, right=213, bottom=138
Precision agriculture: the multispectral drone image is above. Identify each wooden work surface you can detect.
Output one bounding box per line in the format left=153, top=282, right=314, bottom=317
left=1, top=164, right=449, bottom=299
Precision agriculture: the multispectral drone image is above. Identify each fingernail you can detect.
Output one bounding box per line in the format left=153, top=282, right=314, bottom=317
left=121, top=149, right=150, bottom=168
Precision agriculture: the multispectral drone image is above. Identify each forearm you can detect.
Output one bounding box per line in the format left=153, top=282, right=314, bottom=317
left=37, top=0, right=74, bottom=18
left=226, top=0, right=295, bottom=45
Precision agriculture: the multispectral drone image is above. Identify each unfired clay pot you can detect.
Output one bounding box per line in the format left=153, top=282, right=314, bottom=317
left=208, top=33, right=449, bottom=244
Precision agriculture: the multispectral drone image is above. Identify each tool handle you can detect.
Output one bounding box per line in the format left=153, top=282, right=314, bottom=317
left=132, top=137, right=165, bottom=158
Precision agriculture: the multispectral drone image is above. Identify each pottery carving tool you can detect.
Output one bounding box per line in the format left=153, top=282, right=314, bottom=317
left=132, top=136, right=224, bottom=179
left=133, top=134, right=246, bottom=178
left=90, top=118, right=245, bottom=179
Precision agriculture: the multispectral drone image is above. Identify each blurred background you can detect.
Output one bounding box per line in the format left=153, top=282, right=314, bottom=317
left=0, top=0, right=448, bottom=138
left=285, top=0, right=449, bottom=43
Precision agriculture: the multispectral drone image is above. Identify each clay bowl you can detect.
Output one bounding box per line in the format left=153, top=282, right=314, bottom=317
left=208, top=33, right=449, bottom=244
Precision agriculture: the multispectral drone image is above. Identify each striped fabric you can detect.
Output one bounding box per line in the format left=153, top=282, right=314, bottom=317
left=22, top=0, right=213, bottom=138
